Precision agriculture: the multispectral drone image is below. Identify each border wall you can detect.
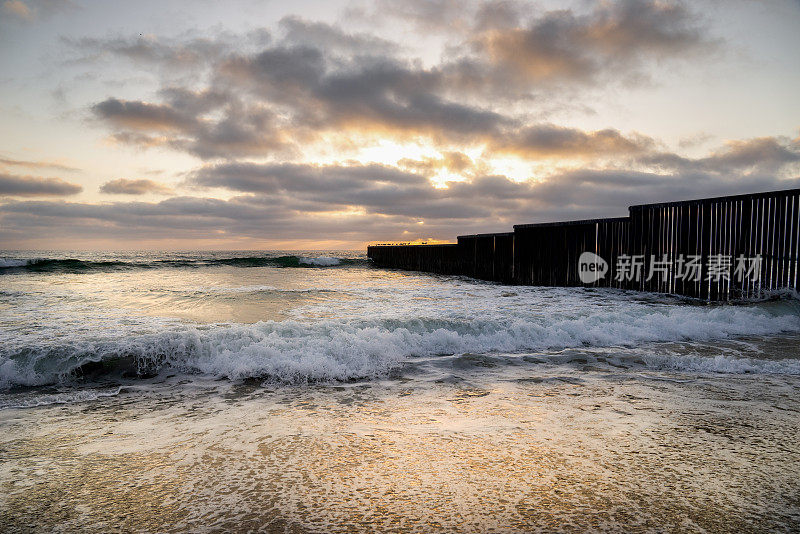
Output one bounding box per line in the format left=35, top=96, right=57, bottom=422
left=367, top=188, right=800, bottom=300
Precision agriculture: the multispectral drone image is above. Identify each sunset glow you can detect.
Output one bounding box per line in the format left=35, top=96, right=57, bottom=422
left=1, top=0, right=799, bottom=250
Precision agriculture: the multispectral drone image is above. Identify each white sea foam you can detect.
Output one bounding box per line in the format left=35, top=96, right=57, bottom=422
left=0, top=386, right=123, bottom=409
left=2, top=255, right=799, bottom=390
left=642, top=353, right=800, bottom=374
left=2, top=299, right=799, bottom=389
left=299, top=256, right=341, bottom=266
left=0, top=258, right=30, bottom=268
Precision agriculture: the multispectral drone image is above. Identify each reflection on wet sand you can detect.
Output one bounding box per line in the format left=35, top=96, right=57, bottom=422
left=2, top=368, right=798, bottom=532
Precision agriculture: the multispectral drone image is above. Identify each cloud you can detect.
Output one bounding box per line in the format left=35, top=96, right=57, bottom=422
left=4, top=165, right=797, bottom=247
left=2, top=0, right=32, bottom=20
left=91, top=41, right=509, bottom=158
left=0, top=172, right=82, bottom=197
left=93, top=98, right=196, bottom=132
left=677, top=132, right=714, bottom=149
left=189, top=162, right=464, bottom=218
left=704, top=137, right=800, bottom=171
left=515, top=169, right=800, bottom=215
left=99, top=178, right=174, bottom=195
left=355, top=0, right=715, bottom=90
left=192, top=162, right=426, bottom=191
left=641, top=136, right=800, bottom=175
left=468, top=0, right=714, bottom=86
left=3, top=134, right=799, bottom=247
left=185, top=141, right=800, bottom=230
left=1, top=0, right=75, bottom=22
left=65, top=30, right=271, bottom=70
left=0, top=196, right=427, bottom=247
left=398, top=151, right=475, bottom=174
left=84, top=3, right=714, bottom=161
left=0, top=157, right=79, bottom=172
left=490, top=124, right=655, bottom=158
left=93, top=93, right=289, bottom=159
left=355, top=0, right=471, bottom=32
left=279, top=16, right=400, bottom=55
left=220, top=46, right=508, bottom=139
left=14, top=1, right=790, bottom=249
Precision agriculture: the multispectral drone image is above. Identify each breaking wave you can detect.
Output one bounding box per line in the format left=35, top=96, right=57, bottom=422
left=2, top=300, right=799, bottom=389
left=0, top=258, right=130, bottom=272
left=0, top=255, right=362, bottom=274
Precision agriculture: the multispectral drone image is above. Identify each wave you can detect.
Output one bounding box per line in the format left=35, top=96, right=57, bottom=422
left=300, top=256, right=341, bottom=266
left=0, top=259, right=30, bottom=268
left=2, top=300, right=799, bottom=389
left=208, top=255, right=346, bottom=268
left=0, top=258, right=131, bottom=272
left=641, top=353, right=800, bottom=374
left=0, top=255, right=365, bottom=274
left=0, top=386, right=123, bottom=409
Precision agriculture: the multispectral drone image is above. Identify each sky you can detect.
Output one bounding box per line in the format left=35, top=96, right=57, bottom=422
left=0, top=0, right=799, bottom=250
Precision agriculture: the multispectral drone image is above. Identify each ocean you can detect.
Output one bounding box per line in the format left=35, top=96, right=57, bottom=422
left=1, top=250, right=799, bottom=532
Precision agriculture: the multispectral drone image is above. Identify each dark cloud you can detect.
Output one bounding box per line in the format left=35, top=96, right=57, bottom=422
left=703, top=137, right=800, bottom=171
left=93, top=93, right=288, bottom=159
left=92, top=42, right=508, bottom=157
left=83, top=1, right=716, bottom=161
left=192, top=162, right=426, bottom=192
left=3, top=149, right=798, bottom=247
left=0, top=172, right=82, bottom=197
left=0, top=196, right=432, bottom=246
left=472, top=0, right=525, bottom=31
left=441, top=168, right=800, bottom=225
left=15, top=1, right=789, bottom=249
left=491, top=124, right=655, bottom=158
left=85, top=3, right=716, bottom=163
left=4, top=165, right=797, bottom=247
left=221, top=47, right=508, bottom=139
left=641, top=136, right=800, bottom=174
left=99, top=178, right=174, bottom=195
left=469, top=0, right=714, bottom=86
left=93, top=97, right=196, bottom=131
left=356, top=0, right=715, bottom=91
left=185, top=141, right=800, bottom=231
left=189, top=162, right=473, bottom=219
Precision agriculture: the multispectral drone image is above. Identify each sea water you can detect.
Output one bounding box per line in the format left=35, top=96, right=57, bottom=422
left=1, top=251, right=799, bottom=532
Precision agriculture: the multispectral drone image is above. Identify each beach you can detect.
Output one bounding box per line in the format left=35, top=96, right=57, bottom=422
left=1, top=252, right=799, bottom=532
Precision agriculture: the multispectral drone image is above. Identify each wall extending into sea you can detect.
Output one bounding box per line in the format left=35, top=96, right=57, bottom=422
left=367, top=188, right=800, bottom=301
